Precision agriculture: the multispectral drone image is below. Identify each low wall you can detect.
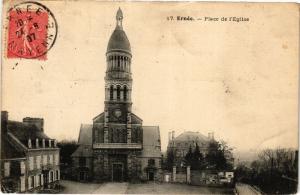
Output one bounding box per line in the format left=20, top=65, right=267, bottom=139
left=163, top=167, right=234, bottom=188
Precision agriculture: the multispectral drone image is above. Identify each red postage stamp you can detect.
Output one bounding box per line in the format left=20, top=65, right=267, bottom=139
left=6, top=1, right=57, bottom=60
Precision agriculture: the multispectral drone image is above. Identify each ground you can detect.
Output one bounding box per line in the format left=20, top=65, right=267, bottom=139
left=235, top=183, right=262, bottom=195
left=59, top=180, right=234, bottom=194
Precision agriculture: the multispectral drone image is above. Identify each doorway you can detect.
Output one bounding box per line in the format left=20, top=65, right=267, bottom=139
left=112, top=163, right=123, bottom=182
left=148, top=172, right=154, bottom=181
left=79, top=171, right=86, bottom=181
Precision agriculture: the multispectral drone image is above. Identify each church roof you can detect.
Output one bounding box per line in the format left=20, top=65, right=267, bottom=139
left=174, top=131, right=209, bottom=143
left=107, top=8, right=131, bottom=54
left=77, top=124, right=93, bottom=145
left=71, top=145, right=93, bottom=157
left=141, top=126, right=162, bottom=158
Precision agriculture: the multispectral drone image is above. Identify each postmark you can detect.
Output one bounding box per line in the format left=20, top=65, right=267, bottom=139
left=6, top=1, right=58, bottom=60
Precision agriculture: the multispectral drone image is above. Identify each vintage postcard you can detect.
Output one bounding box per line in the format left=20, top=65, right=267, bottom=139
left=1, top=1, right=298, bottom=194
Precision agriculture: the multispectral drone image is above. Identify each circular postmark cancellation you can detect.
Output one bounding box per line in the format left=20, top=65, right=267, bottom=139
left=6, top=1, right=58, bottom=60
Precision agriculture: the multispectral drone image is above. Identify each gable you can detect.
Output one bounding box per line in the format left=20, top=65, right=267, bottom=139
left=93, top=112, right=104, bottom=123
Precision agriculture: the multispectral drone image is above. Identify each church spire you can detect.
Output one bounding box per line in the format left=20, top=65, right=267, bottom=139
left=116, top=7, right=123, bottom=29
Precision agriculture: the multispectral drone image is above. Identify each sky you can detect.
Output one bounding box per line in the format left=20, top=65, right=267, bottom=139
left=2, top=2, right=298, bottom=153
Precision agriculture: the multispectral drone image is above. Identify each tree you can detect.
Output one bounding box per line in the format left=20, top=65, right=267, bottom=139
left=184, top=145, right=193, bottom=166
left=205, top=140, right=233, bottom=170
left=57, top=139, right=78, bottom=166
left=236, top=148, right=298, bottom=194
left=191, top=143, right=204, bottom=170
left=166, top=147, right=175, bottom=171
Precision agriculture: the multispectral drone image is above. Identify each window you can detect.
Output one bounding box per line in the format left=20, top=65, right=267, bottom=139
left=79, top=157, right=86, bottom=166
left=49, top=171, right=53, bottom=182
left=124, top=86, right=127, bottom=100
left=29, top=157, right=34, bottom=170
left=110, top=85, right=114, bottom=100
left=117, top=85, right=120, bottom=100
left=4, top=162, right=10, bottom=177
left=56, top=170, right=59, bottom=180
left=39, top=174, right=42, bottom=186
left=148, top=159, right=155, bottom=166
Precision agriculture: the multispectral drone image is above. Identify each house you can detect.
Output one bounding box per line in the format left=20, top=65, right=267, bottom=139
left=1, top=111, right=60, bottom=193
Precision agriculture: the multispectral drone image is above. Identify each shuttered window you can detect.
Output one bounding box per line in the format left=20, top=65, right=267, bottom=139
left=28, top=177, right=32, bottom=189
left=36, top=156, right=41, bottom=169
left=49, top=155, right=53, bottom=165
left=4, top=162, right=10, bottom=177
left=43, top=155, right=47, bottom=165
left=54, top=154, right=59, bottom=165
left=20, top=161, right=25, bottom=174
left=41, top=174, right=44, bottom=186
left=29, top=157, right=34, bottom=170
left=20, top=176, right=25, bottom=192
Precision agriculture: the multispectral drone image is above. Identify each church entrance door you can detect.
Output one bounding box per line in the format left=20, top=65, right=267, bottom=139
left=112, top=163, right=123, bottom=182
left=148, top=172, right=154, bottom=181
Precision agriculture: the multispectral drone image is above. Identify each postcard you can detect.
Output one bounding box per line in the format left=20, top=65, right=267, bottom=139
left=1, top=1, right=298, bottom=194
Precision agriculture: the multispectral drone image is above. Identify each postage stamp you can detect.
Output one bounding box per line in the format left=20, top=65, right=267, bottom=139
left=6, top=1, right=58, bottom=60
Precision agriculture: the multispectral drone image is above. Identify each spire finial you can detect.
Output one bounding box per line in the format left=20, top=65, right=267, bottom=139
left=116, top=7, right=123, bottom=29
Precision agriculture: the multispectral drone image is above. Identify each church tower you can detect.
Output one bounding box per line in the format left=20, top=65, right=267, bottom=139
left=73, top=8, right=162, bottom=182
left=104, top=8, right=133, bottom=143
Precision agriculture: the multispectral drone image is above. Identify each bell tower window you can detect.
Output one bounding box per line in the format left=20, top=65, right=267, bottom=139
left=117, top=85, right=121, bottom=100
left=110, top=85, right=114, bottom=100
left=124, top=86, right=127, bottom=100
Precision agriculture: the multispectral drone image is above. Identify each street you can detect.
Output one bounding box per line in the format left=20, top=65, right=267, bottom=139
left=59, top=180, right=234, bottom=194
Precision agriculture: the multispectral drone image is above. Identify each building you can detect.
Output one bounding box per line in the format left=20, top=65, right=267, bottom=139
left=1, top=111, right=60, bottom=193
left=71, top=8, right=162, bottom=182
left=167, top=131, right=214, bottom=167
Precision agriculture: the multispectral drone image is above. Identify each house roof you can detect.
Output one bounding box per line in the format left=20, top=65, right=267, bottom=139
left=141, top=126, right=162, bottom=158
left=174, top=131, right=209, bottom=143
left=78, top=124, right=93, bottom=145
left=7, top=121, right=50, bottom=147
left=1, top=136, right=25, bottom=159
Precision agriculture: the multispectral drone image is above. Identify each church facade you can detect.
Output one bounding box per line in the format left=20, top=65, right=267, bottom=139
left=71, top=8, right=162, bottom=182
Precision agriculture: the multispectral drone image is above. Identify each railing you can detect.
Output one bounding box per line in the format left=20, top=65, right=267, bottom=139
left=93, top=143, right=142, bottom=149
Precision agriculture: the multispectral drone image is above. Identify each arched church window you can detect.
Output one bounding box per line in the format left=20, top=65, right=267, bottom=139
left=110, top=85, right=114, bottom=100
left=124, top=86, right=127, bottom=100
left=117, top=85, right=121, bottom=100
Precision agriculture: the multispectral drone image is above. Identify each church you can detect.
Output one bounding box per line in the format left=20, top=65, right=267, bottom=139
left=71, top=8, right=162, bottom=182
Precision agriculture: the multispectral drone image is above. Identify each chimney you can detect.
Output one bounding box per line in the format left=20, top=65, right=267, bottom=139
left=23, top=117, right=44, bottom=132
left=42, top=139, right=45, bottom=148
left=172, top=131, right=175, bottom=140
left=1, top=111, right=8, bottom=134
left=36, top=138, right=39, bottom=148
left=28, top=139, right=32, bottom=148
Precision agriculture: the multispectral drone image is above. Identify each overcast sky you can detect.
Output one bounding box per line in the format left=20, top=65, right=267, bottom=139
left=2, top=2, right=298, bottom=153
